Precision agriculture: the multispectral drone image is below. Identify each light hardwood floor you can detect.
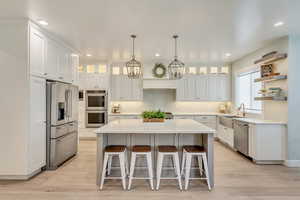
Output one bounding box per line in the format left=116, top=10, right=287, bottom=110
left=0, top=140, right=300, bottom=200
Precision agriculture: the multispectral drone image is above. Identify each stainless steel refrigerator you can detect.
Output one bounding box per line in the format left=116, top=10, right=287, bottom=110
left=46, top=81, right=78, bottom=170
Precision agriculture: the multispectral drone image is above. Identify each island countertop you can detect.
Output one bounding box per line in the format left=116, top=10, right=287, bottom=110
left=95, top=119, right=216, bottom=134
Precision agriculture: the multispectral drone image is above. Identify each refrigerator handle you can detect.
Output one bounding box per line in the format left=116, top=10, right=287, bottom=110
left=69, top=89, right=73, bottom=120
left=65, top=89, right=69, bottom=120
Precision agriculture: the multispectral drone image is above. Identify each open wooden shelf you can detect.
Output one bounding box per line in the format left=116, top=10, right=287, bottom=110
left=254, top=53, right=287, bottom=65
left=254, top=96, right=287, bottom=101
left=254, top=75, right=287, bottom=83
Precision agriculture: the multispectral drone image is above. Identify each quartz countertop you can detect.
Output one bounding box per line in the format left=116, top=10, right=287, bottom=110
left=95, top=119, right=215, bottom=134
left=109, top=112, right=236, bottom=116
left=233, top=118, right=287, bottom=125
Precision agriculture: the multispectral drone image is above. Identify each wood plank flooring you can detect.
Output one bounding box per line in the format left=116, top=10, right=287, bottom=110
left=0, top=140, right=300, bottom=200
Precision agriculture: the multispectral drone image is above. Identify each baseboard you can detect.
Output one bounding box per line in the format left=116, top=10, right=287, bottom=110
left=284, top=160, right=300, bottom=167
left=79, top=137, right=96, bottom=141
left=0, top=168, right=41, bottom=180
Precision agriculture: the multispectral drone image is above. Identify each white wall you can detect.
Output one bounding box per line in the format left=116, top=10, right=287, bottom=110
left=0, top=20, right=29, bottom=175
left=110, top=89, right=224, bottom=113
left=287, top=34, right=300, bottom=162
left=231, top=36, right=289, bottom=122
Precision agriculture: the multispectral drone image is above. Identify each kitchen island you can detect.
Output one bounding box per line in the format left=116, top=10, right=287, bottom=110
left=95, top=119, right=216, bottom=189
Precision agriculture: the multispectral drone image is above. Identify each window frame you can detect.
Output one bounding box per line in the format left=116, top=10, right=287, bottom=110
left=235, top=70, right=262, bottom=113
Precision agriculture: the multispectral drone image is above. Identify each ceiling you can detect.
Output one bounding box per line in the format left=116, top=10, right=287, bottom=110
left=0, top=0, right=291, bottom=64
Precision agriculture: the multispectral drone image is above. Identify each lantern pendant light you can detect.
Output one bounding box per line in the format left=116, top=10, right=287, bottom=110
left=168, top=35, right=185, bottom=80
left=126, top=35, right=142, bottom=79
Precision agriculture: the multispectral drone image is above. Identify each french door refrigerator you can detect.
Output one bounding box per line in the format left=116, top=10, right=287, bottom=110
left=46, top=81, right=78, bottom=170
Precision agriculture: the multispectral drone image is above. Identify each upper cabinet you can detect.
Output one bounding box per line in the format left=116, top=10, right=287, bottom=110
left=176, top=66, right=231, bottom=102
left=29, top=24, right=78, bottom=84
left=110, top=65, right=143, bottom=101
left=29, top=26, right=46, bottom=77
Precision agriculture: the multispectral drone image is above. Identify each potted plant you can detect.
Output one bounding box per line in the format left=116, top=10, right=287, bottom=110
left=142, top=110, right=166, bottom=122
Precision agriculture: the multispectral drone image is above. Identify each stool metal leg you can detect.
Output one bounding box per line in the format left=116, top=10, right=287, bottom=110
left=107, top=155, right=112, bottom=175
left=173, top=153, right=183, bottom=190
left=202, top=154, right=211, bottom=191
left=184, top=154, right=192, bottom=190
left=181, top=151, right=186, bottom=176
left=156, top=153, right=163, bottom=190
left=127, top=152, right=136, bottom=190
left=100, top=153, right=109, bottom=190
left=197, top=155, right=203, bottom=176
left=125, top=150, right=129, bottom=176
left=119, top=152, right=127, bottom=190
left=146, top=152, right=154, bottom=190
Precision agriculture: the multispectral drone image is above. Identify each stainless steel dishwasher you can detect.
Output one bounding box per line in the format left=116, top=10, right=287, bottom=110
left=233, top=120, right=249, bottom=156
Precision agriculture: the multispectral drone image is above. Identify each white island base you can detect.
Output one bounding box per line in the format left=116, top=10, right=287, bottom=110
left=95, top=119, right=216, bottom=189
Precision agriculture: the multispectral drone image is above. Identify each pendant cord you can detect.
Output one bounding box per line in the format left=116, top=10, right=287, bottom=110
left=175, top=37, right=177, bottom=59
left=132, top=37, right=135, bottom=59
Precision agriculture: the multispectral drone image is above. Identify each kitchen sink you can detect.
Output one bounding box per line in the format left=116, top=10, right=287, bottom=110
left=219, top=115, right=244, bottom=128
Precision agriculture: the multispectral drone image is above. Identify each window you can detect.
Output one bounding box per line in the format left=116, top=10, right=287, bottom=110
left=98, top=64, right=107, bottom=73
left=86, top=65, right=95, bottom=73
left=236, top=70, right=262, bottom=112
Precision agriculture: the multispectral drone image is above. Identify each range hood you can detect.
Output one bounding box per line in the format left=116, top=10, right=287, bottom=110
left=143, top=78, right=177, bottom=89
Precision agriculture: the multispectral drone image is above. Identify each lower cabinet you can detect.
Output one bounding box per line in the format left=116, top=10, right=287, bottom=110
left=108, top=115, right=141, bottom=122
left=248, top=124, right=286, bottom=163
left=217, top=124, right=234, bottom=148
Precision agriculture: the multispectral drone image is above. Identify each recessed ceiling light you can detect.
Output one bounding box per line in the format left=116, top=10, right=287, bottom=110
left=37, top=19, right=48, bottom=26
left=86, top=54, right=92, bottom=57
left=225, top=53, right=231, bottom=57
left=274, top=21, right=284, bottom=27
left=155, top=53, right=160, bottom=57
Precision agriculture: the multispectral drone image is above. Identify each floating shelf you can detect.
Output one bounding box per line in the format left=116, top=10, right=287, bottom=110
left=254, top=96, right=287, bottom=101
left=254, top=75, right=287, bottom=83
left=254, top=53, right=287, bottom=65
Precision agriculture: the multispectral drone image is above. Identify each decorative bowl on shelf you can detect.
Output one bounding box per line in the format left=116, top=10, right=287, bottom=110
left=142, top=110, right=166, bottom=123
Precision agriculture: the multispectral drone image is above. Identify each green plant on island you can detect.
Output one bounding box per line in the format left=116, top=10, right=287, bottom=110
left=142, top=110, right=166, bottom=119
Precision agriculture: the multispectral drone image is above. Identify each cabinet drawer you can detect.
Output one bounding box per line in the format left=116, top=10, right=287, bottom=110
left=174, top=115, right=194, bottom=120
left=194, top=115, right=216, bottom=123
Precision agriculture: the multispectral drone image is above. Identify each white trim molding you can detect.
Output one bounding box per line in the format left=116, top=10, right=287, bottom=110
left=284, top=160, right=300, bottom=167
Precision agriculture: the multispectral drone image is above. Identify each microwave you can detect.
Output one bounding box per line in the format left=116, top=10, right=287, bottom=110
left=85, top=90, right=107, bottom=111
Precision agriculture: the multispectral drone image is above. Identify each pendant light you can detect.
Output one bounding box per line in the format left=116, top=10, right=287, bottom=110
left=126, top=35, right=142, bottom=79
left=168, top=35, right=185, bottom=80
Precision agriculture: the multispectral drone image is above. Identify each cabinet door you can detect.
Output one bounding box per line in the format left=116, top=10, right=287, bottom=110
left=208, top=75, right=218, bottom=101
left=30, top=27, right=45, bottom=77
left=45, top=38, right=60, bottom=80
left=195, top=76, right=209, bottom=101
left=131, top=79, right=143, bottom=101
left=71, top=54, right=79, bottom=85
left=217, top=74, right=230, bottom=101
left=29, top=76, right=46, bottom=172
left=58, top=47, right=72, bottom=83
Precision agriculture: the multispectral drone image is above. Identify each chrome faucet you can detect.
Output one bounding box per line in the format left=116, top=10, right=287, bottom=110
left=238, top=103, right=246, bottom=117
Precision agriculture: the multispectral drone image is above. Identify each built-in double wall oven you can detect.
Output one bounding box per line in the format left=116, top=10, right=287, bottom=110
left=85, top=90, right=108, bottom=128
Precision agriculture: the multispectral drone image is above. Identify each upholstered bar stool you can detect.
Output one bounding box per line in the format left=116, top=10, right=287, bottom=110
left=128, top=145, right=154, bottom=190
left=100, top=145, right=128, bottom=190
left=156, top=145, right=182, bottom=190
left=181, top=145, right=211, bottom=191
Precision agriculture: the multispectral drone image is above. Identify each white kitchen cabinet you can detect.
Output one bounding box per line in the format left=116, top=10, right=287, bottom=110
left=176, top=74, right=230, bottom=101
left=108, top=114, right=140, bottom=122
left=248, top=124, right=286, bottom=163
left=45, top=38, right=60, bottom=80
left=111, top=75, right=143, bottom=101
left=71, top=54, right=79, bottom=85
left=217, top=124, right=234, bottom=148
left=29, top=76, right=46, bottom=173
left=195, top=75, right=209, bottom=101
left=29, top=26, right=46, bottom=77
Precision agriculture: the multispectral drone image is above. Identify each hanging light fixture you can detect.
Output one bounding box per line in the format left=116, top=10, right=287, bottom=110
left=126, top=35, right=142, bottom=79
left=168, top=35, right=185, bottom=80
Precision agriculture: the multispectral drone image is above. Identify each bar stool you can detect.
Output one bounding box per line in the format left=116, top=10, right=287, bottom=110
left=100, top=145, right=128, bottom=190
left=128, top=145, right=154, bottom=190
left=181, top=145, right=211, bottom=191
left=156, top=145, right=182, bottom=190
